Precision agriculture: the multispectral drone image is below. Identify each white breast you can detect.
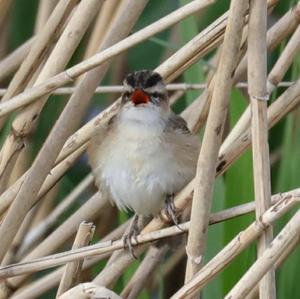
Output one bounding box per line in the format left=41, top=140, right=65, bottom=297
left=90, top=105, right=196, bottom=215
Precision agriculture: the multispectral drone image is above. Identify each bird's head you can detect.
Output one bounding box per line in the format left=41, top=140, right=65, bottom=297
left=121, top=70, right=168, bottom=110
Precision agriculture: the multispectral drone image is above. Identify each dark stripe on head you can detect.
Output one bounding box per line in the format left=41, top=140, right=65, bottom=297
left=124, top=70, right=163, bottom=89
left=145, top=72, right=163, bottom=88
left=125, top=73, right=136, bottom=88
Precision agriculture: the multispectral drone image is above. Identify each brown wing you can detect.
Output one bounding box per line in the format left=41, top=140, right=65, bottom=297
left=165, top=112, right=191, bottom=135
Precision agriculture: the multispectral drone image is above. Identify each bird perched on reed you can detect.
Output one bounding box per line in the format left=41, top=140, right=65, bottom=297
left=88, top=70, right=199, bottom=254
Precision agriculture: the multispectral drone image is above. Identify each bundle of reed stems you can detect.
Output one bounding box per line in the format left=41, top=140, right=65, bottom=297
left=0, top=0, right=299, bottom=298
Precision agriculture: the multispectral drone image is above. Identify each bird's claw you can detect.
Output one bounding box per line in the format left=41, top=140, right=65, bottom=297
left=123, top=215, right=140, bottom=259
left=165, top=194, right=184, bottom=231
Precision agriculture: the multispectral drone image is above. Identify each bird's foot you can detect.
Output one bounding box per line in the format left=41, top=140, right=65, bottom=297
left=123, top=214, right=139, bottom=260
left=164, top=194, right=184, bottom=231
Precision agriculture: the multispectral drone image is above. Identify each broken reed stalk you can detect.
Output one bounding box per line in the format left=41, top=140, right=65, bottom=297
left=171, top=190, right=300, bottom=299
left=225, top=207, right=300, bottom=299
left=9, top=185, right=296, bottom=297
left=185, top=0, right=247, bottom=283
left=1, top=189, right=299, bottom=280
left=56, top=221, right=95, bottom=298
left=11, top=222, right=128, bottom=299
left=4, top=192, right=108, bottom=291
left=247, top=0, right=276, bottom=297
left=57, top=283, right=121, bottom=299
left=8, top=187, right=298, bottom=299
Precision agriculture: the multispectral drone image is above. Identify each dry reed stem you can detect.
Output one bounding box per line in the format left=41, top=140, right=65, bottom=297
left=34, top=0, right=59, bottom=33
left=83, top=0, right=119, bottom=59
left=0, top=0, right=103, bottom=191
left=268, top=25, right=300, bottom=91
left=217, top=77, right=300, bottom=176
left=23, top=187, right=58, bottom=248
left=185, top=0, right=247, bottom=282
left=171, top=190, right=300, bottom=299
left=0, top=0, right=105, bottom=264
left=121, top=245, right=168, bottom=299
left=0, top=80, right=295, bottom=113
left=2, top=2, right=59, bottom=266
left=0, top=0, right=77, bottom=128
left=2, top=209, right=36, bottom=265
left=11, top=222, right=128, bottom=299
left=0, top=38, right=33, bottom=83
left=183, top=1, right=299, bottom=134
left=246, top=232, right=300, bottom=299
left=5, top=192, right=108, bottom=290
left=17, top=174, right=94, bottom=258
left=225, top=207, right=300, bottom=299
left=58, top=283, right=121, bottom=299
left=56, top=221, right=95, bottom=297
left=0, top=144, right=86, bottom=217
left=247, top=0, right=275, bottom=297
left=2, top=81, right=296, bottom=114
left=221, top=3, right=300, bottom=155
left=0, top=0, right=215, bottom=126
left=1, top=189, right=299, bottom=280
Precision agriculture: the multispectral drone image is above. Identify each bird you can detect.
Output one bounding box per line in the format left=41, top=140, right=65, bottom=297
left=88, top=70, right=199, bottom=255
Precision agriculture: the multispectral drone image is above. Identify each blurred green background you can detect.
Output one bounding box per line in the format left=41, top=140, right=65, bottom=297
left=1, top=0, right=300, bottom=298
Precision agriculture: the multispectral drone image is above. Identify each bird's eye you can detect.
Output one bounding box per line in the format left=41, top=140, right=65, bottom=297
left=152, top=92, right=159, bottom=98
left=124, top=91, right=131, bottom=99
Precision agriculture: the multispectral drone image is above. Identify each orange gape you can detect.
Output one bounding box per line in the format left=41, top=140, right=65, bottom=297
left=131, top=89, right=149, bottom=105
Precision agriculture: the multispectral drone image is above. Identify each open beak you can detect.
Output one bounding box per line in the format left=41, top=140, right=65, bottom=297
left=131, top=89, right=149, bottom=106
